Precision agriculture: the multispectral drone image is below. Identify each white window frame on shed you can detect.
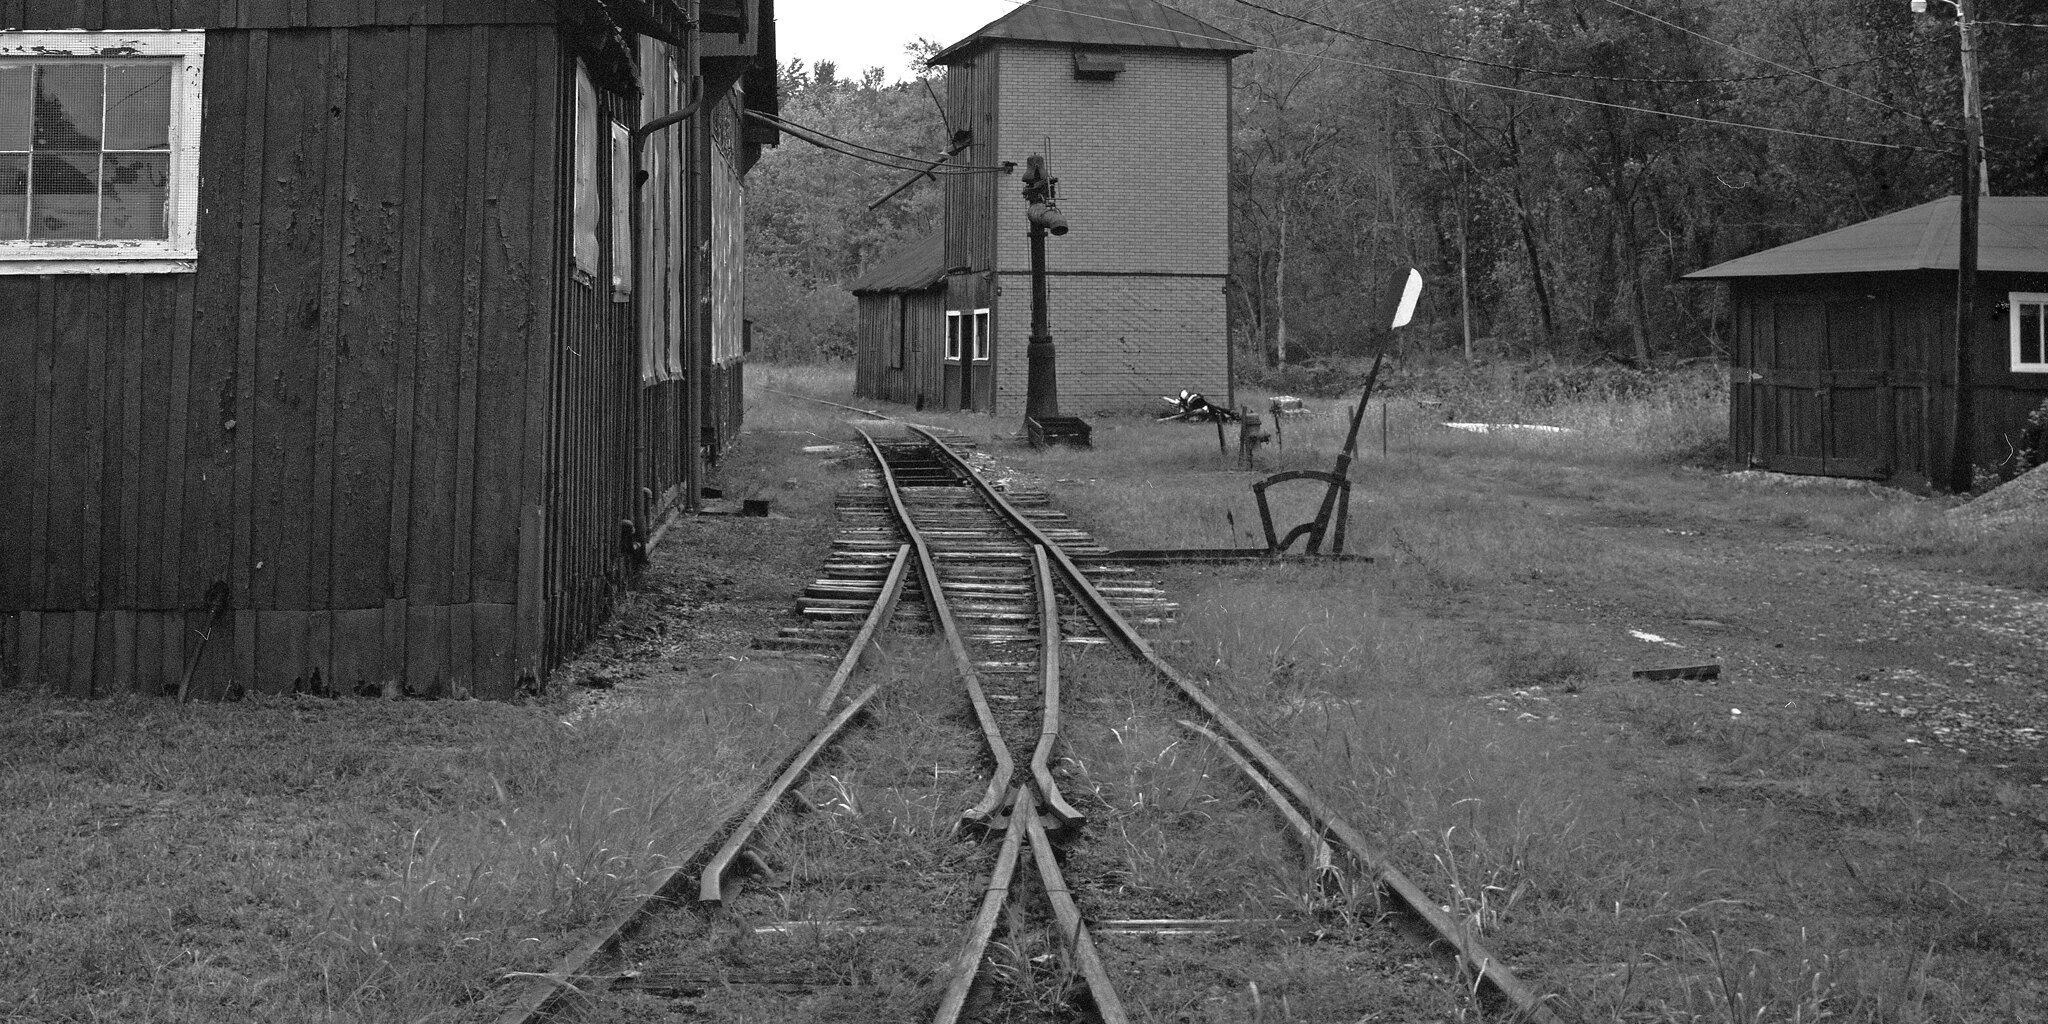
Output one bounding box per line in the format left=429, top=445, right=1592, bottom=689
left=971, top=307, right=990, bottom=361
left=945, top=309, right=963, bottom=362
left=2011, top=292, right=2048, bottom=373
left=0, top=30, right=205, bottom=275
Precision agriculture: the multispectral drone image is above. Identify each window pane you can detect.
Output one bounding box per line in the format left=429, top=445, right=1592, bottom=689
left=102, top=64, right=172, bottom=150
left=101, top=151, right=167, bottom=238
left=0, top=153, right=25, bottom=238
left=2024, top=303, right=2045, bottom=365
left=34, top=64, right=103, bottom=151
left=30, top=151, right=97, bottom=239
left=0, top=66, right=30, bottom=151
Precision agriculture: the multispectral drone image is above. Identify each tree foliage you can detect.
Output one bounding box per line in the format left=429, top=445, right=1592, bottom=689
left=743, top=55, right=947, bottom=360
left=744, top=2, right=2048, bottom=366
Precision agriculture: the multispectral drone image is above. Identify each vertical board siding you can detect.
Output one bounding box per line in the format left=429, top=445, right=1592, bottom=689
left=12, top=0, right=554, bottom=28
left=0, top=23, right=561, bottom=697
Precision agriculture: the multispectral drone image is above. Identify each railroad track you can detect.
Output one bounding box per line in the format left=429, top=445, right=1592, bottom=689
left=494, top=426, right=1562, bottom=1023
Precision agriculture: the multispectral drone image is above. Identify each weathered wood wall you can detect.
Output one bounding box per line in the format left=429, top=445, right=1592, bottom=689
left=2, top=1, right=553, bottom=29
left=854, top=288, right=944, bottom=408
left=1, top=24, right=560, bottom=697
left=1728, top=270, right=2048, bottom=491
left=940, top=50, right=997, bottom=413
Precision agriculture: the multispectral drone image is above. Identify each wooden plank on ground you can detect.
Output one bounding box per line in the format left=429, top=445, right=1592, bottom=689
left=0, top=613, right=18, bottom=689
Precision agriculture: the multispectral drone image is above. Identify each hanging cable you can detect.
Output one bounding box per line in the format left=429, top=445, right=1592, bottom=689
left=979, top=0, right=1948, bottom=154
left=1225, top=0, right=1926, bottom=88
left=745, top=109, right=1006, bottom=174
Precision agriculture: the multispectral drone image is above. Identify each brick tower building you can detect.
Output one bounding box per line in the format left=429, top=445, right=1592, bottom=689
left=851, top=0, right=1249, bottom=415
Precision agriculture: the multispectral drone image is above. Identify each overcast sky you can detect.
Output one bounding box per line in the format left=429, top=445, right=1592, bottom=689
left=776, top=0, right=1018, bottom=82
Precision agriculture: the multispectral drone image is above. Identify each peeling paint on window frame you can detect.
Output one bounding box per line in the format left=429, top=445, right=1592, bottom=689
left=0, top=29, right=204, bottom=274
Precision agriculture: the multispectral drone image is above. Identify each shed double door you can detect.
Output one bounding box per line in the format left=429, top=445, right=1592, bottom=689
left=1756, top=298, right=1890, bottom=479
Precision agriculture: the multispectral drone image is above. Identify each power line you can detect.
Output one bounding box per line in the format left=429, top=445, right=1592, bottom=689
left=1225, top=0, right=1914, bottom=89
left=746, top=109, right=1005, bottom=175
left=981, top=0, right=1947, bottom=154
left=1593, top=0, right=1932, bottom=125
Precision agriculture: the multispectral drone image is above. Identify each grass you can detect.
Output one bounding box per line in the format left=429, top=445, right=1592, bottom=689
left=9, top=361, right=2046, bottom=1023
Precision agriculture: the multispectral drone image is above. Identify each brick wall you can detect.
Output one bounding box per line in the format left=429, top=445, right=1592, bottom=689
left=982, top=43, right=1233, bottom=414
left=993, top=45, right=1230, bottom=276
left=991, top=274, right=1229, bottom=414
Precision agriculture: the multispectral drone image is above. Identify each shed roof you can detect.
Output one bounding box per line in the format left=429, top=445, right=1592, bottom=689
left=1685, top=196, right=2048, bottom=279
left=931, top=0, right=1253, bottom=65
left=845, top=232, right=946, bottom=294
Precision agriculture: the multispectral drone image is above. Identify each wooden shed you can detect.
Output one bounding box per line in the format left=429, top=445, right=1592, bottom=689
left=849, top=230, right=946, bottom=408
left=850, top=0, right=1249, bottom=415
left=0, top=0, right=778, bottom=699
left=1687, top=196, right=2048, bottom=492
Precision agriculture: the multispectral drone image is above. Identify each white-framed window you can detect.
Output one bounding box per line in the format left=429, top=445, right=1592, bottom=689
left=0, top=30, right=204, bottom=275
left=2012, top=292, right=2048, bottom=373
left=571, top=63, right=599, bottom=282
left=971, top=307, right=991, bottom=361
left=945, top=309, right=963, bottom=362
left=609, top=120, right=631, bottom=300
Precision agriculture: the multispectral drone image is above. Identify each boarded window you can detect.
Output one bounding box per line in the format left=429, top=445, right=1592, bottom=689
left=0, top=30, right=204, bottom=274
left=2014, top=293, right=2048, bottom=373
left=610, top=120, right=631, bottom=299
left=972, top=308, right=990, bottom=361
left=710, top=147, right=744, bottom=364
left=945, top=309, right=963, bottom=361
left=572, top=64, right=598, bottom=280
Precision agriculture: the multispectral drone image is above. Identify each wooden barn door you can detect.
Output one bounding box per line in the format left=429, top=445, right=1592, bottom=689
left=1758, top=297, right=1889, bottom=478
left=1818, top=299, right=1889, bottom=478
left=1760, top=301, right=1826, bottom=474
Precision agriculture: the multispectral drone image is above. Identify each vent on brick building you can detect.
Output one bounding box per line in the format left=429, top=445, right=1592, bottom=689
left=1072, top=50, right=1124, bottom=80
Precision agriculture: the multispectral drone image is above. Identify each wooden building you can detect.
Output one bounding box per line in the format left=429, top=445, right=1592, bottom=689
left=0, top=0, right=778, bottom=698
left=851, top=0, right=1249, bottom=415
left=849, top=231, right=946, bottom=407
left=1687, top=196, right=2048, bottom=492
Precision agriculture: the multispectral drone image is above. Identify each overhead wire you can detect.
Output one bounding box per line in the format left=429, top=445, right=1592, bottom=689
left=1224, top=0, right=1920, bottom=88
left=1592, top=0, right=1933, bottom=125
left=981, top=0, right=1948, bottom=153
left=745, top=109, right=1006, bottom=175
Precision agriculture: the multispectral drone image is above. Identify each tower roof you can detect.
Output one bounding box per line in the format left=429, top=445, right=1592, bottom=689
left=931, top=0, right=1254, bottom=65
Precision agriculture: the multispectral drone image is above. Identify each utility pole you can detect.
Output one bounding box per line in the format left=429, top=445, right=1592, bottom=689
left=1947, top=0, right=1987, bottom=490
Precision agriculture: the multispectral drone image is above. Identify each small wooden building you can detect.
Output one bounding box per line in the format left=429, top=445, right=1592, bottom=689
left=851, top=0, right=1249, bottom=415
left=849, top=231, right=946, bottom=407
left=0, top=0, right=778, bottom=698
left=1687, top=196, right=2048, bottom=491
